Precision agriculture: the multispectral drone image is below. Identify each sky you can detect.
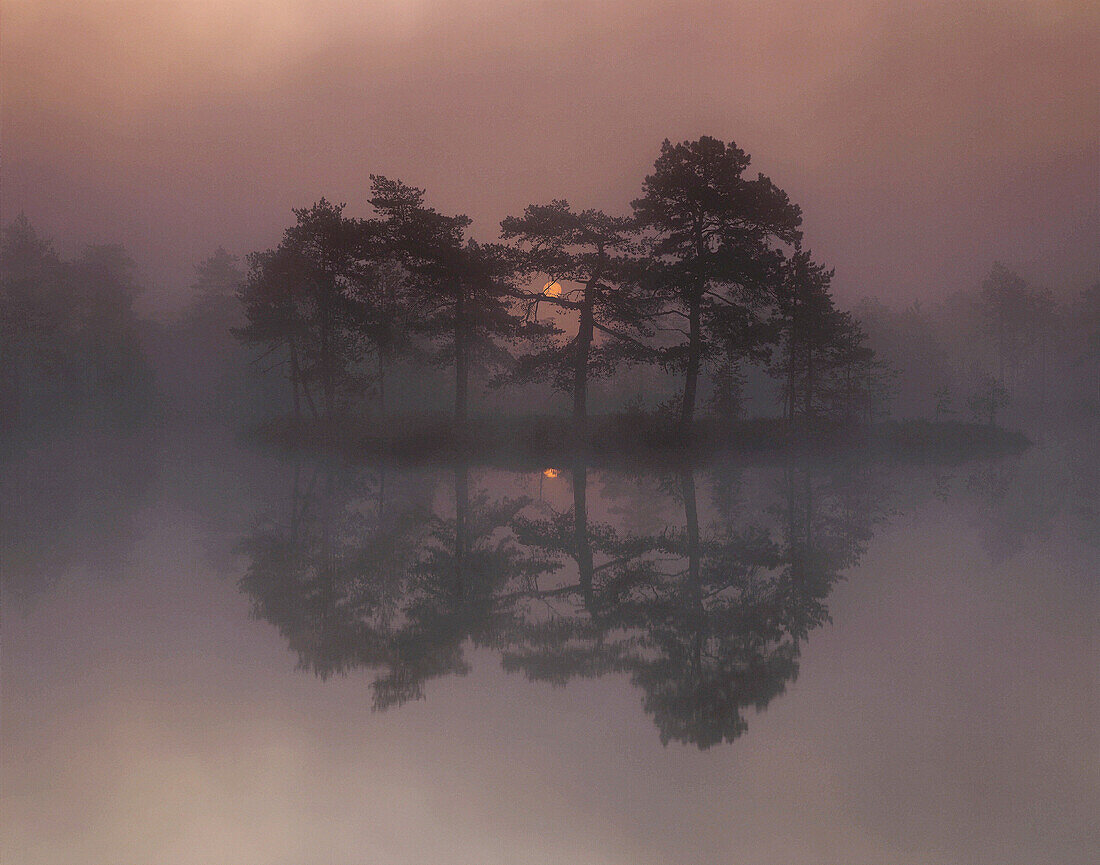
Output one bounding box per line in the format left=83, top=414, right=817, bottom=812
left=3, top=0, right=1097, bottom=314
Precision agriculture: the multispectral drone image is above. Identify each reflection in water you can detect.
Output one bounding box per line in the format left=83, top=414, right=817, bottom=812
left=238, top=454, right=889, bottom=747
left=0, top=431, right=156, bottom=603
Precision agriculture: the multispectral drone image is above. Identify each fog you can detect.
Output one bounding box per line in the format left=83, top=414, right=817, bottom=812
left=2, top=3, right=1098, bottom=863
left=4, top=1, right=1097, bottom=313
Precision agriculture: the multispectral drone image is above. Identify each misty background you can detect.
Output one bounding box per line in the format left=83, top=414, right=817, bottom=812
left=4, top=0, right=1097, bottom=314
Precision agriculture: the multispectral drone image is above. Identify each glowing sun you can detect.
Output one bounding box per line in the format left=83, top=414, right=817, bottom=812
left=542, top=280, right=562, bottom=297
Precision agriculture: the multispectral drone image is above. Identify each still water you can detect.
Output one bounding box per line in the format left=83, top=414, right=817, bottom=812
left=2, top=426, right=1097, bottom=864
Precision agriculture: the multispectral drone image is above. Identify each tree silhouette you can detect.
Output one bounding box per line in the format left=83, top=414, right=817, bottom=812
left=234, top=200, right=369, bottom=420
left=370, top=175, right=539, bottom=432
left=967, top=373, right=1010, bottom=427
left=979, top=262, right=1031, bottom=387
left=632, top=136, right=802, bottom=438
left=500, top=201, right=652, bottom=439
left=770, top=250, right=840, bottom=421
left=0, top=216, right=151, bottom=429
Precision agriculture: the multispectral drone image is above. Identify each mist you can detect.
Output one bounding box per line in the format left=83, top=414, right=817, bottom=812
left=2, top=3, right=1098, bottom=864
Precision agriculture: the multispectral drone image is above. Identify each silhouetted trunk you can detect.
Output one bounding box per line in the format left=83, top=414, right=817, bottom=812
left=454, top=282, right=469, bottom=434
left=805, top=344, right=816, bottom=420
left=289, top=340, right=318, bottom=421
left=574, top=287, right=594, bottom=440
left=378, top=352, right=386, bottom=421
left=679, top=293, right=702, bottom=439
left=319, top=287, right=334, bottom=419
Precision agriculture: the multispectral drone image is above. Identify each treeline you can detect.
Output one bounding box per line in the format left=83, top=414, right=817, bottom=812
left=232, top=137, right=892, bottom=439
left=855, top=263, right=1099, bottom=427
left=0, top=215, right=153, bottom=431
left=4, top=136, right=1097, bottom=440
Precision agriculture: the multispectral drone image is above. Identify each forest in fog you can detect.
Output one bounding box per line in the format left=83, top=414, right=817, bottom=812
left=2, top=137, right=1097, bottom=445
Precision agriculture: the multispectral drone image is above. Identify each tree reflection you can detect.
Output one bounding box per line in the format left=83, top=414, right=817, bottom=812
left=238, top=456, right=888, bottom=748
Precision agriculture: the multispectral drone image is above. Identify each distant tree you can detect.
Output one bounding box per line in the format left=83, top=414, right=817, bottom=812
left=0, top=215, right=66, bottom=425
left=1024, top=285, right=1058, bottom=410
left=854, top=297, right=948, bottom=418
left=934, top=383, right=955, bottom=421
left=371, top=176, right=535, bottom=431
left=1081, top=282, right=1100, bottom=404
left=770, top=250, right=840, bottom=421
left=183, top=248, right=244, bottom=329
left=979, top=262, right=1031, bottom=386
left=632, top=136, right=802, bottom=438
left=707, top=358, right=747, bottom=432
left=67, top=243, right=152, bottom=422
left=967, top=373, right=1010, bottom=427
left=0, top=216, right=151, bottom=428
left=235, top=200, right=367, bottom=421
left=826, top=312, right=897, bottom=424
left=500, top=201, right=650, bottom=438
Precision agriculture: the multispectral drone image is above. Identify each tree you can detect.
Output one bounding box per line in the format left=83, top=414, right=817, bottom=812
left=967, top=373, right=1010, bottom=427
left=979, top=262, right=1031, bottom=387
left=1080, top=282, right=1100, bottom=404
left=501, top=201, right=651, bottom=439
left=0, top=215, right=66, bottom=426
left=235, top=200, right=367, bottom=421
left=770, top=250, right=839, bottom=421
left=371, top=176, right=535, bottom=432
left=632, top=136, right=802, bottom=438
left=1, top=216, right=151, bottom=428
left=934, top=383, right=955, bottom=421
left=825, top=312, right=896, bottom=424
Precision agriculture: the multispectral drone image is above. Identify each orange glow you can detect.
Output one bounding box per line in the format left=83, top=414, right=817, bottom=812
left=542, top=281, right=562, bottom=298
left=543, top=468, right=560, bottom=478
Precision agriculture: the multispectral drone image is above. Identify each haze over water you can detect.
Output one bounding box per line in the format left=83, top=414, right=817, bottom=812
left=2, top=2, right=1098, bottom=862
left=2, top=425, right=1097, bottom=863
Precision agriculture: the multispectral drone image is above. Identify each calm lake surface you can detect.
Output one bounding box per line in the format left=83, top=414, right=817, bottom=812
left=3, top=424, right=1097, bottom=864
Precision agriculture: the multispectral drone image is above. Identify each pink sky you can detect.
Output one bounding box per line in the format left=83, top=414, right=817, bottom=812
left=3, top=0, right=1097, bottom=312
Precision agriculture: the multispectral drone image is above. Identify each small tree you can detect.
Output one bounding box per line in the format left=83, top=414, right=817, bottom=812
left=980, top=262, right=1031, bottom=386
left=933, top=383, right=955, bottom=421
left=769, top=250, right=839, bottom=421
left=967, top=374, right=1010, bottom=427
left=826, top=312, right=896, bottom=424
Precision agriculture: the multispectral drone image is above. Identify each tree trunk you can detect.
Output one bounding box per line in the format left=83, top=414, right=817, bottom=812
left=454, top=282, right=469, bottom=434
left=319, top=289, right=334, bottom=419
left=573, top=289, right=594, bottom=440
left=806, top=345, right=815, bottom=421
left=679, top=294, right=702, bottom=439
left=378, top=351, right=387, bottom=421
left=288, top=340, right=315, bottom=421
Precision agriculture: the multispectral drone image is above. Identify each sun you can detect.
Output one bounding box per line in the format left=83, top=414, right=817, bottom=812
left=543, top=468, right=560, bottom=478
left=542, top=280, right=562, bottom=298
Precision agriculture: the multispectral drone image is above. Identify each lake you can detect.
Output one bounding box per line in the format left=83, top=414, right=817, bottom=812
left=2, top=423, right=1097, bottom=864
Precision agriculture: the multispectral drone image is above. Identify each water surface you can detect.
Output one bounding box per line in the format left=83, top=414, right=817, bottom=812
left=3, top=426, right=1096, bottom=864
